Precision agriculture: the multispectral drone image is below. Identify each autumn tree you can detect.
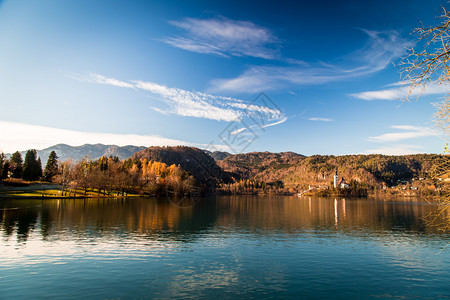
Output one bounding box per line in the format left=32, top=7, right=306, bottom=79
left=55, top=160, right=73, bottom=196
left=44, top=151, right=59, bottom=181
left=107, top=157, right=129, bottom=196
left=72, top=157, right=93, bottom=196
left=400, top=6, right=450, bottom=230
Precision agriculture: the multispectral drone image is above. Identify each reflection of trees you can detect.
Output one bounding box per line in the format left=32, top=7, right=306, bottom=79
left=46, top=198, right=199, bottom=238
left=0, top=205, right=38, bottom=242
left=0, top=197, right=448, bottom=243
left=214, top=196, right=442, bottom=235
left=40, top=208, right=52, bottom=239
left=16, top=209, right=38, bottom=242
left=0, top=198, right=219, bottom=243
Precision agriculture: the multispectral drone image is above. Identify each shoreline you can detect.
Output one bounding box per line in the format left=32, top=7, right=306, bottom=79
left=0, top=180, right=440, bottom=201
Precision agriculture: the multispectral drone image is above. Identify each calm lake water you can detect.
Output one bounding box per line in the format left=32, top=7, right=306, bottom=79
left=1, top=196, right=450, bottom=299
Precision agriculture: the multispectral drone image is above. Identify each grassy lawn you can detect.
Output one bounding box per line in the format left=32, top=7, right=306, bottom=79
left=0, top=188, right=141, bottom=198
left=0, top=179, right=142, bottom=198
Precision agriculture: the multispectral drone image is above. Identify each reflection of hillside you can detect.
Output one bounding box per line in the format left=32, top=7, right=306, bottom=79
left=214, top=196, right=441, bottom=234
left=0, top=196, right=447, bottom=243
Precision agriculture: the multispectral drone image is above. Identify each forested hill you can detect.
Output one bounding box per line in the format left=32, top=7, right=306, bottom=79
left=131, top=146, right=229, bottom=184
left=216, top=151, right=305, bottom=179
left=215, top=152, right=448, bottom=189
left=130, top=147, right=448, bottom=191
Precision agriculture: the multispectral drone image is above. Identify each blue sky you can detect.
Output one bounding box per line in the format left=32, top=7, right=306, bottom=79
left=0, top=0, right=448, bottom=155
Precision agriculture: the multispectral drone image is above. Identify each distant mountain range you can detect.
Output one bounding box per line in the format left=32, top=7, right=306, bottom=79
left=9, top=144, right=147, bottom=163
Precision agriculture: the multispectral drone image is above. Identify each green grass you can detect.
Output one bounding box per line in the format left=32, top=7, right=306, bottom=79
left=0, top=188, right=141, bottom=198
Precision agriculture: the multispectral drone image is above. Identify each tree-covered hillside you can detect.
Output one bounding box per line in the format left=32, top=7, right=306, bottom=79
left=216, top=152, right=448, bottom=191
left=2, top=144, right=447, bottom=196
left=132, top=146, right=230, bottom=186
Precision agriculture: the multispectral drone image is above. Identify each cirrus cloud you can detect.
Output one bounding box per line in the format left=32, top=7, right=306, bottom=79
left=78, top=73, right=286, bottom=127
left=309, top=117, right=334, bottom=122
left=163, top=17, right=279, bottom=59
left=364, top=144, right=424, bottom=155
left=210, top=30, right=409, bottom=93
left=350, top=82, right=450, bottom=101
left=368, top=125, right=436, bottom=142
left=363, top=125, right=437, bottom=155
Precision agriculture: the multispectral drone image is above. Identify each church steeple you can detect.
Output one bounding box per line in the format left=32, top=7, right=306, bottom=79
left=333, top=169, right=339, bottom=188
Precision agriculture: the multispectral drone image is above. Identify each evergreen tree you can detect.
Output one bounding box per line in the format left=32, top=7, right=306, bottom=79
left=44, top=151, right=59, bottom=181
left=2, top=161, right=9, bottom=179
left=37, top=157, right=43, bottom=179
left=23, top=150, right=41, bottom=181
left=0, top=153, right=5, bottom=180
left=9, top=151, right=23, bottom=178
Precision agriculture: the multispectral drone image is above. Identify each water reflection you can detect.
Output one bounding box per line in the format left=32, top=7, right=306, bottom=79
left=0, top=196, right=446, bottom=243
left=1, top=196, right=450, bottom=299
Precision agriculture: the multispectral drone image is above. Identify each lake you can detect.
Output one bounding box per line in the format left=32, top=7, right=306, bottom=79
left=1, top=196, right=449, bottom=299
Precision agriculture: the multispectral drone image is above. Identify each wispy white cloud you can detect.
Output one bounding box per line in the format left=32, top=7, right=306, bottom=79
left=164, top=36, right=228, bottom=57
left=364, top=144, right=424, bottom=155
left=163, top=17, right=279, bottom=59
left=210, top=30, right=409, bottom=93
left=149, top=106, right=170, bottom=115
left=80, top=73, right=286, bottom=126
left=68, top=72, right=134, bottom=88
left=350, top=82, right=450, bottom=101
left=368, top=125, right=436, bottom=142
left=230, top=127, right=247, bottom=136
left=229, top=116, right=288, bottom=136
left=363, top=125, right=438, bottom=154
left=89, top=73, right=135, bottom=88
left=261, top=116, right=288, bottom=128
left=351, top=29, right=406, bottom=71
left=133, top=80, right=242, bottom=122
left=308, top=117, right=333, bottom=122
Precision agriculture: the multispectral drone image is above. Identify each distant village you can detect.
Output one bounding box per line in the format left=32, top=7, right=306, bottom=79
left=296, top=170, right=443, bottom=198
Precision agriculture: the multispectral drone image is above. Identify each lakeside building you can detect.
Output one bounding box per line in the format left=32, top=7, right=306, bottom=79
left=339, top=178, right=350, bottom=189
left=333, top=171, right=339, bottom=188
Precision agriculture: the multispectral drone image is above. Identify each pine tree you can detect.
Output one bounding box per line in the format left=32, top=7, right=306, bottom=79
left=23, top=150, right=41, bottom=181
left=44, top=151, right=59, bottom=182
left=1, top=161, right=9, bottom=179
left=9, top=151, right=23, bottom=178
left=0, top=153, right=5, bottom=180
left=37, top=157, right=43, bottom=179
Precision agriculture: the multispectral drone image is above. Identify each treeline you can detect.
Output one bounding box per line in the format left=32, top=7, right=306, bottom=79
left=0, top=150, right=197, bottom=197
left=0, top=150, right=53, bottom=181
left=2, top=146, right=448, bottom=197
left=54, top=156, right=196, bottom=196
left=313, top=180, right=369, bottom=197
left=218, top=179, right=285, bottom=195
